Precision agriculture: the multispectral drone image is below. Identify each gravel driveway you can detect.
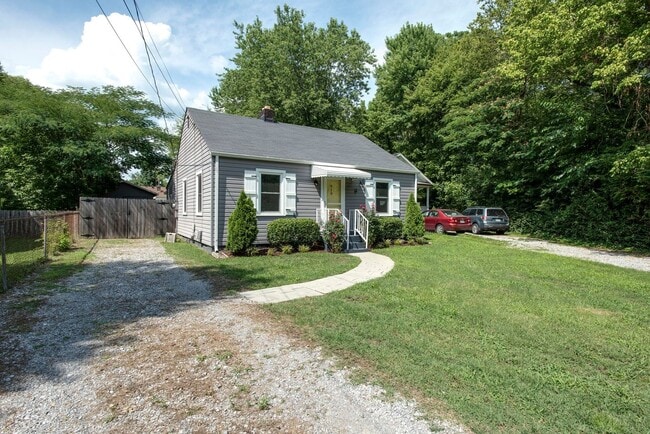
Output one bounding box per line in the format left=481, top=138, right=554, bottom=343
left=0, top=239, right=466, bottom=433
left=477, top=234, right=650, bottom=272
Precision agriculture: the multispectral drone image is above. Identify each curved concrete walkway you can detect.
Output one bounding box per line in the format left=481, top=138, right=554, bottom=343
left=239, top=252, right=394, bottom=304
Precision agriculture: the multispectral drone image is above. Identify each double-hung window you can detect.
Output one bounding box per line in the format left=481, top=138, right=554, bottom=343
left=260, top=173, right=281, bottom=212
left=182, top=178, right=187, bottom=215
left=244, top=169, right=297, bottom=216
left=363, top=178, right=401, bottom=216
left=195, top=170, right=203, bottom=215
left=375, top=181, right=390, bottom=214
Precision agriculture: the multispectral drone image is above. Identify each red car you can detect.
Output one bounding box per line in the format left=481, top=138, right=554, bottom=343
left=423, top=209, right=472, bottom=234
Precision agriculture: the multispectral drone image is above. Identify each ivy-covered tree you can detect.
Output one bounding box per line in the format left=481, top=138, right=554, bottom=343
left=226, top=191, right=258, bottom=255
left=210, top=4, right=375, bottom=131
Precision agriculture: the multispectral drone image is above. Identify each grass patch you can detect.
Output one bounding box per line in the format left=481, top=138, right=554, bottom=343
left=162, top=241, right=360, bottom=291
left=267, top=234, right=649, bottom=433
left=2, top=237, right=45, bottom=288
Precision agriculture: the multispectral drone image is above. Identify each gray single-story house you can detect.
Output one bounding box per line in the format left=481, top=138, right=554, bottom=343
left=172, top=107, right=432, bottom=251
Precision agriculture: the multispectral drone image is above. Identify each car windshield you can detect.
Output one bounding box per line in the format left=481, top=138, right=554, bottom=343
left=441, top=209, right=461, bottom=216
left=487, top=208, right=507, bottom=216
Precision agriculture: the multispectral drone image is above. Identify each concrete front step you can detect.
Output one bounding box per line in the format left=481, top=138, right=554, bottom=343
left=347, top=234, right=367, bottom=252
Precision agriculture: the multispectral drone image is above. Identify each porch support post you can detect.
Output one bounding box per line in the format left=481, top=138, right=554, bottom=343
left=426, top=187, right=430, bottom=209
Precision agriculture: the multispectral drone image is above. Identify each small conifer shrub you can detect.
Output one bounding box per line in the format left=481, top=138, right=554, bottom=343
left=402, top=193, right=424, bottom=240
left=226, top=191, right=258, bottom=255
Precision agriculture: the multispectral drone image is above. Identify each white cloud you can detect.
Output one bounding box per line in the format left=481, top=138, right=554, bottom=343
left=210, top=55, right=229, bottom=75
left=25, top=13, right=171, bottom=91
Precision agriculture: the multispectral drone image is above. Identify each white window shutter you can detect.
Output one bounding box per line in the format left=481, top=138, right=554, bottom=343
left=391, top=181, right=401, bottom=216
left=285, top=173, right=296, bottom=215
left=364, top=179, right=376, bottom=211
left=244, top=170, right=258, bottom=209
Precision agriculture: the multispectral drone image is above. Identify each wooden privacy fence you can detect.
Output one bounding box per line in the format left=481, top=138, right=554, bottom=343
left=79, top=197, right=175, bottom=239
left=0, top=210, right=79, bottom=239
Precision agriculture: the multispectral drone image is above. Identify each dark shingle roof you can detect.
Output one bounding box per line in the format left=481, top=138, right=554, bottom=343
left=186, top=108, right=414, bottom=173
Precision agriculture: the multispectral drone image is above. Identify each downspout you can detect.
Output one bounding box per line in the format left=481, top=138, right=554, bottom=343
left=213, top=155, right=219, bottom=251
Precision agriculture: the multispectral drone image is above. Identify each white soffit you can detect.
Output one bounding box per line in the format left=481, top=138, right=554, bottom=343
left=311, top=165, right=372, bottom=179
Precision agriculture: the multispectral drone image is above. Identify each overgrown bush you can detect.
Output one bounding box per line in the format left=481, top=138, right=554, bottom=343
left=380, top=217, right=403, bottom=241
left=46, top=219, right=72, bottom=255
left=267, top=218, right=321, bottom=248
left=321, top=217, right=345, bottom=253
left=361, top=206, right=383, bottom=248
left=511, top=191, right=649, bottom=250
left=227, top=191, right=258, bottom=255
left=402, top=193, right=424, bottom=240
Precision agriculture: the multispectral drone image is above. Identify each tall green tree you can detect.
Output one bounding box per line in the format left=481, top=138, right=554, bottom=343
left=443, top=0, right=650, bottom=247
left=0, top=75, right=174, bottom=209
left=210, top=4, right=375, bottom=131
left=367, top=0, right=649, bottom=248
left=366, top=23, right=447, bottom=155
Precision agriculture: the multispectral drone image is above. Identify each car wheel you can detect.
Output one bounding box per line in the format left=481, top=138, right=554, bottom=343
left=435, top=224, right=445, bottom=235
left=471, top=223, right=480, bottom=234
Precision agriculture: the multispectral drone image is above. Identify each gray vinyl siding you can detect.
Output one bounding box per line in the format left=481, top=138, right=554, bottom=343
left=175, top=117, right=213, bottom=246
left=218, top=158, right=321, bottom=247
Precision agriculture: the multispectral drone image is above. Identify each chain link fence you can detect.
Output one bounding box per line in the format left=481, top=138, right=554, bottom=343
left=0, top=211, right=79, bottom=292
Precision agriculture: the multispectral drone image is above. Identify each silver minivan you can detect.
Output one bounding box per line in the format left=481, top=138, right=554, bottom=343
left=462, top=206, right=510, bottom=234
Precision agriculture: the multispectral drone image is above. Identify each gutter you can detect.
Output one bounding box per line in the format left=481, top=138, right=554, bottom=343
left=210, top=151, right=417, bottom=176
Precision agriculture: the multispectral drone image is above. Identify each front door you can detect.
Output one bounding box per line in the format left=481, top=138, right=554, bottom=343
left=325, top=179, right=342, bottom=212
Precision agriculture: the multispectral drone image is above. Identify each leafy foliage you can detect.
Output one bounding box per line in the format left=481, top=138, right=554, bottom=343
left=379, top=217, right=403, bottom=241
left=267, top=218, right=321, bottom=248
left=226, top=191, right=258, bottom=255
left=210, top=5, right=375, bottom=131
left=321, top=217, right=345, bottom=253
left=0, top=74, right=174, bottom=209
left=366, top=0, right=649, bottom=249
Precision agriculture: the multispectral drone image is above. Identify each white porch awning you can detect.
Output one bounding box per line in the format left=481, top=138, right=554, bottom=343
left=311, top=165, right=372, bottom=179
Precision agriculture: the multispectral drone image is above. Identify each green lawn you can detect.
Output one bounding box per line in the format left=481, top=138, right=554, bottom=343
left=162, top=241, right=360, bottom=292
left=2, top=237, right=45, bottom=288
left=266, top=234, right=649, bottom=433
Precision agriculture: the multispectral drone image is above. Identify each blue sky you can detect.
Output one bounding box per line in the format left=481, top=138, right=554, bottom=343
left=0, top=0, right=480, bottom=122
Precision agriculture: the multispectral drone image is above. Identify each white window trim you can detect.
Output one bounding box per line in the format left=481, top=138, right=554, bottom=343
left=257, top=169, right=286, bottom=216
left=181, top=178, right=187, bottom=215
left=195, top=170, right=203, bottom=216
left=374, top=178, right=392, bottom=216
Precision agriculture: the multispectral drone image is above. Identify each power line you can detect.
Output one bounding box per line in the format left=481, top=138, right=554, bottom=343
left=134, top=0, right=186, bottom=109
left=94, top=0, right=184, bottom=121
left=122, top=0, right=186, bottom=115
left=123, top=0, right=169, bottom=132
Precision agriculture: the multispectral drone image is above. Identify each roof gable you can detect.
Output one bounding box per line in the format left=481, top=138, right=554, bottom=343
left=184, top=108, right=414, bottom=173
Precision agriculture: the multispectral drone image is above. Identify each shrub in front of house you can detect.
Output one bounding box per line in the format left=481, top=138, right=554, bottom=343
left=267, top=218, right=321, bottom=249
left=402, top=192, right=424, bottom=240
left=321, top=218, right=346, bottom=253
left=362, top=206, right=383, bottom=248
left=380, top=217, right=403, bottom=242
left=227, top=191, right=258, bottom=255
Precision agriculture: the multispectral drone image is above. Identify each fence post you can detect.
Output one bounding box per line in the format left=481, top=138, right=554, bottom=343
left=43, top=216, right=48, bottom=260
left=1, top=225, right=7, bottom=292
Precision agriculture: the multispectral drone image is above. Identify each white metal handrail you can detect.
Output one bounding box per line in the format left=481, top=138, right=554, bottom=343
left=315, top=208, right=342, bottom=226
left=354, top=209, right=369, bottom=250
left=342, top=214, right=350, bottom=251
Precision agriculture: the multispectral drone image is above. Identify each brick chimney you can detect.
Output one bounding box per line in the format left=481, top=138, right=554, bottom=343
left=260, top=105, right=276, bottom=123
